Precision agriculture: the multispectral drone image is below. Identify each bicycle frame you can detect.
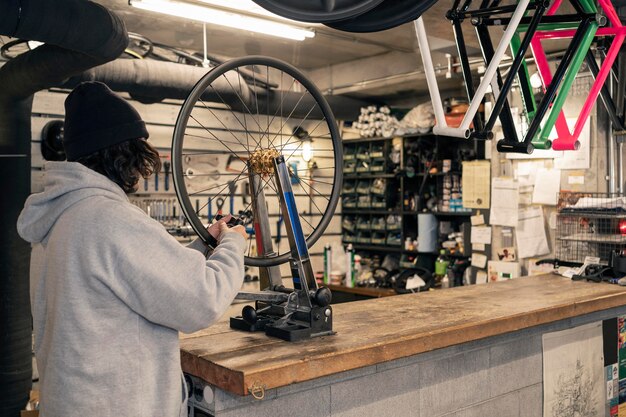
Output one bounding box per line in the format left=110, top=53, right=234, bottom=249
left=417, top=0, right=604, bottom=153
left=414, top=0, right=537, bottom=139
left=529, top=0, right=625, bottom=150
left=469, top=0, right=597, bottom=152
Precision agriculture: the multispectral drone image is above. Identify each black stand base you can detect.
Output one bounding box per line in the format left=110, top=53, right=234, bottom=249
left=230, top=305, right=335, bottom=342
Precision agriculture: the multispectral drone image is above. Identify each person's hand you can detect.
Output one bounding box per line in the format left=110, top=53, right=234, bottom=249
left=218, top=222, right=248, bottom=242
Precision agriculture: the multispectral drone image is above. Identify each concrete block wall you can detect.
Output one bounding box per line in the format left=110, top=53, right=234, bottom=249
left=191, top=305, right=626, bottom=417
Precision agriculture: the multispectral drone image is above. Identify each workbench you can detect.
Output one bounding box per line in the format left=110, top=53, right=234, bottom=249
left=180, top=275, right=626, bottom=417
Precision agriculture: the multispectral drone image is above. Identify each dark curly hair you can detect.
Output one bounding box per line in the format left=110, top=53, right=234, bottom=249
left=75, top=138, right=161, bottom=193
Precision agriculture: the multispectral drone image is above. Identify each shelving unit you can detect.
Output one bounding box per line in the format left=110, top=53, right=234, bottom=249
left=341, top=132, right=482, bottom=273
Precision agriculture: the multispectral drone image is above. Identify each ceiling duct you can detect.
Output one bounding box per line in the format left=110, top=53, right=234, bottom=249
left=58, top=58, right=368, bottom=121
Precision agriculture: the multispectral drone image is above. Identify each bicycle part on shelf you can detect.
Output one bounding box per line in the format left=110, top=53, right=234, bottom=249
left=40, top=120, right=66, bottom=161
left=326, top=0, right=438, bottom=33
left=392, top=267, right=433, bottom=294
left=251, top=0, right=385, bottom=23
left=171, top=55, right=342, bottom=267
left=124, top=32, right=153, bottom=59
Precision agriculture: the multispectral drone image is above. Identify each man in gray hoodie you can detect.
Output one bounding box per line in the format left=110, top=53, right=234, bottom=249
left=17, top=82, right=247, bottom=417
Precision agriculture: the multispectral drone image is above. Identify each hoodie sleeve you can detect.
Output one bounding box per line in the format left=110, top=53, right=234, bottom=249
left=94, top=202, right=246, bottom=334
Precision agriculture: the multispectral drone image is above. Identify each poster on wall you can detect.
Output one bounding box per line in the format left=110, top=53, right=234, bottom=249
left=543, top=322, right=605, bottom=417
left=618, top=317, right=626, bottom=414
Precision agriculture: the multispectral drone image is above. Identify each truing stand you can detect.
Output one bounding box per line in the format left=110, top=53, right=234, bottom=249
left=230, top=155, right=334, bottom=342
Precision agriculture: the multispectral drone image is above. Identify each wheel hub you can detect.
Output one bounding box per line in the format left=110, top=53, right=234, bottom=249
left=249, top=148, right=281, bottom=176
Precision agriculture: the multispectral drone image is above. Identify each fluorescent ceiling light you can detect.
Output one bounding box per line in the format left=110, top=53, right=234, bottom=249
left=196, top=0, right=305, bottom=22
left=129, top=0, right=315, bottom=41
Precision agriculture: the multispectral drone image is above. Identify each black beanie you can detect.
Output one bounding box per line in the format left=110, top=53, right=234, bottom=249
left=63, top=81, right=149, bottom=161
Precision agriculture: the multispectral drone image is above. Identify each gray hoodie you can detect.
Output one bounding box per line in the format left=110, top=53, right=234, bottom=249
left=17, top=161, right=245, bottom=417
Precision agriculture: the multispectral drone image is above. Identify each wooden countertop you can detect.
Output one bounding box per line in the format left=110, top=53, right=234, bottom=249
left=180, top=275, right=626, bottom=396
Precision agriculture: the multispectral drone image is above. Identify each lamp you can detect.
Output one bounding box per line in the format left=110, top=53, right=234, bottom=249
left=293, top=126, right=313, bottom=163
left=129, top=0, right=315, bottom=41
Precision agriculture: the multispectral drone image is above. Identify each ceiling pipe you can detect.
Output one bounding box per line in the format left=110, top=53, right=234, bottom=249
left=0, top=1, right=127, bottom=416
left=57, top=58, right=369, bottom=121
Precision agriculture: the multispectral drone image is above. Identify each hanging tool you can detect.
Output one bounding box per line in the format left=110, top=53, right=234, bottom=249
left=154, top=170, right=159, bottom=192
left=215, top=197, right=225, bottom=215
left=242, top=181, right=250, bottom=205
left=228, top=181, right=237, bottom=214
left=163, top=160, right=171, bottom=191
left=144, top=177, right=149, bottom=192
left=275, top=215, right=284, bottom=245
left=207, top=198, right=212, bottom=222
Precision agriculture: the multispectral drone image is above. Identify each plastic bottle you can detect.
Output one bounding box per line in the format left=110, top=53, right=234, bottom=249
left=434, top=249, right=449, bottom=287
left=323, top=245, right=332, bottom=285
left=345, top=244, right=355, bottom=288
left=441, top=274, right=449, bottom=289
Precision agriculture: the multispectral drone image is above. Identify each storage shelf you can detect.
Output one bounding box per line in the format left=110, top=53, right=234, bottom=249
left=557, top=233, right=626, bottom=243
left=342, top=209, right=395, bottom=215
left=342, top=132, right=467, bottom=144
left=344, top=173, right=396, bottom=179
left=402, top=211, right=473, bottom=217
left=558, top=211, right=626, bottom=219
left=404, top=171, right=461, bottom=178
left=343, top=243, right=437, bottom=255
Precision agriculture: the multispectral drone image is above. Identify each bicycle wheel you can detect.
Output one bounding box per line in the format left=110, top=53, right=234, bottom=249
left=172, top=56, right=342, bottom=267
left=325, top=0, right=438, bottom=33
left=251, top=0, right=385, bottom=23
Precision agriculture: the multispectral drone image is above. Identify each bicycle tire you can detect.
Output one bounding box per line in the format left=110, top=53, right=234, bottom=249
left=172, top=55, right=342, bottom=267
left=251, top=0, right=385, bottom=23
left=326, top=0, right=438, bottom=33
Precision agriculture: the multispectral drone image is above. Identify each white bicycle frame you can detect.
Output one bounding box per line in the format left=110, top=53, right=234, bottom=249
left=413, top=0, right=530, bottom=138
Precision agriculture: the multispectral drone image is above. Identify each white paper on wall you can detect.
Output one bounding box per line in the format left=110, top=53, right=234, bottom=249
left=516, top=206, right=550, bottom=259
left=490, top=178, right=519, bottom=227
left=471, top=226, right=492, bottom=245
left=532, top=168, right=561, bottom=205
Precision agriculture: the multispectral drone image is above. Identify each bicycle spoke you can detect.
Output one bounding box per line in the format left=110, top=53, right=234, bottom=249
left=198, top=97, right=257, bottom=153
left=237, top=70, right=251, bottom=157
left=258, top=71, right=298, bottom=151
left=190, top=114, right=248, bottom=166
left=297, top=181, right=326, bottom=216
left=184, top=132, right=248, bottom=149
left=296, top=176, right=335, bottom=186
left=284, top=141, right=303, bottom=163
left=189, top=167, right=248, bottom=196
left=267, top=89, right=311, bottom=149
left=298, top=178, right=331, bottom=202
left=213, top=75, right=264, bottom=147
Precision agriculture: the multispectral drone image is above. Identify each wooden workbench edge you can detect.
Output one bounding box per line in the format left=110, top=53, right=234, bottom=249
left=181, top=350, right=247, bottom=396
left=229, top=290, right=626, bottom=395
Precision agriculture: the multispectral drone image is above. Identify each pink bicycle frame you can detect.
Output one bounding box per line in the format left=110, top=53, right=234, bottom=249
left=532, top=0, right=625, bottom=150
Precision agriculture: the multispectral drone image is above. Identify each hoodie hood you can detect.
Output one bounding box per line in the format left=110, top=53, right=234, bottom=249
left=17, top=161, right=128, bottom=244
